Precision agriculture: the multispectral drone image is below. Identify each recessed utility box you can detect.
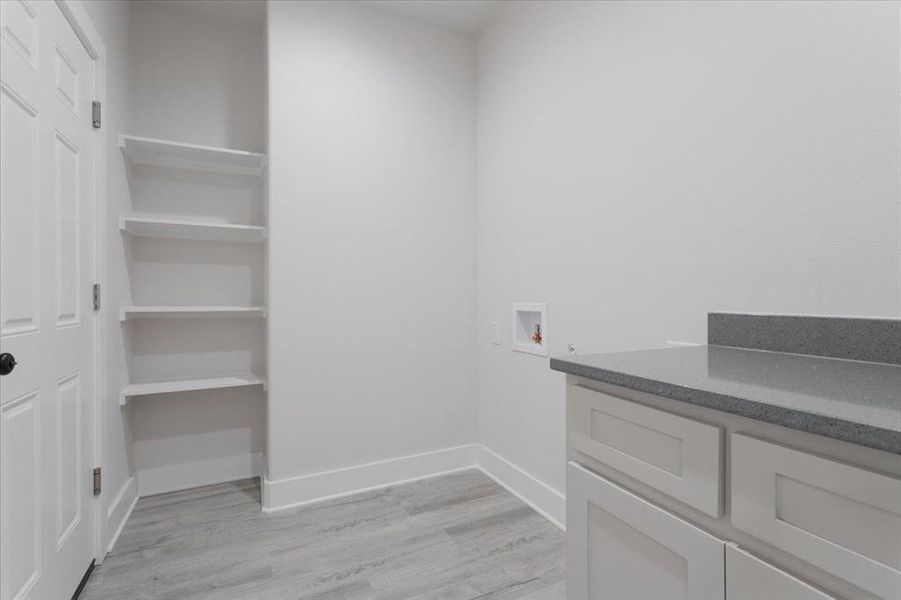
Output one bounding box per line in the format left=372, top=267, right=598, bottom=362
left=512, top=302, right=547, bottom=356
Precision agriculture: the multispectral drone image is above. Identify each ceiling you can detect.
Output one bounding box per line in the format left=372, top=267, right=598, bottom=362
left=359, top=1, right=501, bottom=35
left=145, top=1, right=500, bottom=35
left=145, top=0, right=266, bottom=29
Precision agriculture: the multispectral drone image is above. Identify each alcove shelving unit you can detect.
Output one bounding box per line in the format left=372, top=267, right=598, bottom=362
left=119, top=134, right=267, bottom=408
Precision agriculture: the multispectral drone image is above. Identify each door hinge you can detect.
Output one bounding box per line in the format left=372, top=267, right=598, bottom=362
left=92, top=283, right=100, bottom=311
left=93, top=467, right=101, bottom=496
left=92, top=101, right=101, bottom=129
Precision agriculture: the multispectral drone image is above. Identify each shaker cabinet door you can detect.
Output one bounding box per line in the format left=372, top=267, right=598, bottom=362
left=567, top=462, right=725, bottom=600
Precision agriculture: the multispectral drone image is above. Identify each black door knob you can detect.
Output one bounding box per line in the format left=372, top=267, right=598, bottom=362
left=0, top=353, right=16, bottom=376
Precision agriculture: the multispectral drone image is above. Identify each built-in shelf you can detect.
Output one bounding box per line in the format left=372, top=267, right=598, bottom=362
left=120, top=134, right=266, bottom=176
left=119, top=306, right=266, bottom=321
left=121, top=216, right=266, bottom=243
left=120, top=373, right=266, bottom=406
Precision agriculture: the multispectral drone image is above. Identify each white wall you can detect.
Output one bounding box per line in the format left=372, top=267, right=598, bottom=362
left=81, top=0, right=136, bottom=553
left=124, top=2, right=267, bottom=495
left=83, top=0, right=899, bottom=529
left=476, top=0, right=901, bottom=495
left=266, top=1, right=477, bottom=495
left=127, top=2, right=265, bottom=152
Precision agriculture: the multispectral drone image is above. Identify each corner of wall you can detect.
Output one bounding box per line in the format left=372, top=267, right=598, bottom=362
left=104, top=475, right=138, bottom=557
left=259, top=441, right=566, bottom=531
left=476, top=445, right=565, bottom=530
left=136, top=452, right=265, bottom=497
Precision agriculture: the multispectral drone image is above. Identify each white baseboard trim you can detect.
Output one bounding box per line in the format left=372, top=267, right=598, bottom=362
left=137, top=452, right=264, bottom=497
left=476, top=446, right=566, bottom=530
left=260, top=443, right=566, bottom=531
left=104, top=476, right=138, bottom=556
left=109, top=445, right=564, bottom=557
left=262, top=444, right=478, bottom=512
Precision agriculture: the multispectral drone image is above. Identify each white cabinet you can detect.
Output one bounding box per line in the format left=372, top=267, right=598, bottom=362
left=726, top=545, right=835, bottom=600
left=567, top=462, right=725, bottom=600
left=731, top=434, right=901, bottom=600
left=565, top=382, right=901, bottom=600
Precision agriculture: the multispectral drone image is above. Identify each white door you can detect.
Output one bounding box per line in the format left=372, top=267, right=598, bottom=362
left=1, top=1, right=98, bottom=599
left=726, top=545, right=836, bottom=600
left=567, top=462, right=725, bottom=600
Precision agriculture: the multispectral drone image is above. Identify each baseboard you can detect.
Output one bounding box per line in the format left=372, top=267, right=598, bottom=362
left=261, top=443, right=567, bottom=530
left=137, top=452, right=265, bottom=497
left=104, top=476, right=138, bottom=556
left=476, top=445, right=566, bottom=530
left=111, top=445, right=563, bottom=556
left=262, top=444, right=478, bottom=512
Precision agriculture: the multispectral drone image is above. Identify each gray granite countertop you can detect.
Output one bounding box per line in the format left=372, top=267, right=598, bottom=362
left=550, top=345, right=901, bottom=455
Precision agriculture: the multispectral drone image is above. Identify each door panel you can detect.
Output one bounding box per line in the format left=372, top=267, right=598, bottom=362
left=1, top=0, right=38, bottom=69
left=567, top=461, right=725, bottom=600
left=53, top=131, right=81, bottom=328
left=53, top=44, right=79, bottom=115
left=55, top=373, right=81, bottom=548
left=0, top=82, right=39, bottom=338
left=1, top=1, right=97, bottom=598
left=587, top=502, right=689, bottom=598
left=0, top=392, right=41, bottom=600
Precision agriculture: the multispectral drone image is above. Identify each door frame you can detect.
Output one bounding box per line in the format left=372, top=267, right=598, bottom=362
left=52, top=0, right=108, bottom=564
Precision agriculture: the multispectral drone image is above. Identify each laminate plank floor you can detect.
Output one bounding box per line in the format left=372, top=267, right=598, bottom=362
left=81, top=469, right=565, bottom=600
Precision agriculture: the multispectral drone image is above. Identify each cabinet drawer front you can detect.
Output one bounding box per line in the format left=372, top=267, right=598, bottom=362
left=569, top=384, right=723, bottom=516
left=726, top=545, right=836, bottom=600
left=567, top=462, right=725, bottom=600
left=731, top=434, right=901, bottom=600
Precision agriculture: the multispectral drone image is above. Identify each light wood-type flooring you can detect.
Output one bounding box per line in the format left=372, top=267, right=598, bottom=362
left=81, top=469, right=565, bottom=600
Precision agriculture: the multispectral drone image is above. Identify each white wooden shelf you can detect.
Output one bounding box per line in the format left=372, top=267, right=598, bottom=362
left=120, top=374, right=266, bottom=406
left=121, top=216, right=266, bottom=243
left=119, top=306, right=266, bottom=321
left=120, top=134, right=266, bottom=176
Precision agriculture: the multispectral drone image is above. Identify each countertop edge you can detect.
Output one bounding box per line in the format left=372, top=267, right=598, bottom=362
left=549, top=357, right=901, bottom=456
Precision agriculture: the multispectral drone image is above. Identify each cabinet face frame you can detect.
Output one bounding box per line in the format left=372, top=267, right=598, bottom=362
left=566, top=462, right=725, bottom=600
left=731, top=434, right=901, bottom=600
